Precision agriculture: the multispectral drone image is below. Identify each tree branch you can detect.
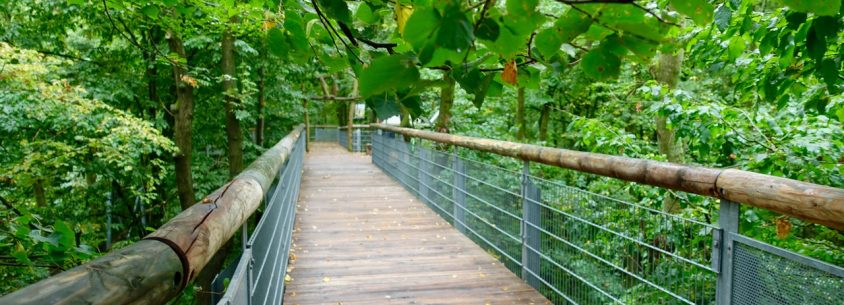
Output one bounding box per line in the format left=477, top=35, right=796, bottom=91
left=0, top=195, right=23, bottom=216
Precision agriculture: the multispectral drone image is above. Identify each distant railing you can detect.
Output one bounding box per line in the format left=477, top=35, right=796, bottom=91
left=309, top=124, right=371, bottom=153
left=213, top=133, right=305, bottom=305
left=0, top=125, right=305, bottom=305
left=371, top=125, right=844, bottom=305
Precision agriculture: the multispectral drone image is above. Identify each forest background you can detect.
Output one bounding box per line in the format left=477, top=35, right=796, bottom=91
left=0, top=0, right=842, bottom=303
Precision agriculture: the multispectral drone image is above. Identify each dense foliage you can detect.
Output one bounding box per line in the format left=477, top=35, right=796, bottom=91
left=0, top=0, right=842, bottom=303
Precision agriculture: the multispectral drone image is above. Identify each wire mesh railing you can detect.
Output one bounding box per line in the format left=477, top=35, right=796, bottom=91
left=213, top=134, right=305, bottom=305
left=371, top=129, right=844, bottom=305
left=309, top=126, right=339, bottom=142
left=309, top=125, right=371, bottom=152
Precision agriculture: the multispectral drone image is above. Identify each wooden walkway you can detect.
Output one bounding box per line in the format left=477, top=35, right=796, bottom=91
left=284, top=143, right=550, bottom=305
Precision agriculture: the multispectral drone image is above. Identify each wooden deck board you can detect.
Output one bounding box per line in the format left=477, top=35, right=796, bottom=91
left=283, top=143, right=550, bottom=305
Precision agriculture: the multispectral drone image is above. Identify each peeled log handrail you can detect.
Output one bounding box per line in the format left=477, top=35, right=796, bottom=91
left=372, top=124, right=844, bottom=231
left=0, top=124, right=305, bottom=305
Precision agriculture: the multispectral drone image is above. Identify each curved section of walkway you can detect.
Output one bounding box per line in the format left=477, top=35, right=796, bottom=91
left=284, top=143, right=550, bottom=305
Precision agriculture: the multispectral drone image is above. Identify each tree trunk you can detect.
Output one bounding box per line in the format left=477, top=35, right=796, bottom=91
left=435, top=72, right=455, bottom=134
left=222, top=24, right=243, bottom=178
left=255, top=66, right=265, bottom=147
left=539, top=103, right=550, bottom=142
left=654, top=51, right=685, bottom=213
left=303, top=100, right=310, bottom=152
left=167, top=33, right=196, bottom=211
left=346, top=79, right=358, bottom=151
left=33, top=179, right=46, bottom=207
left=336, top=103, right=347, bottom=126
left=400, top=106, right=410, bottom=127
left=516, top=87, right=526, bottom=142
left=145, top=28, right=167, bottom=224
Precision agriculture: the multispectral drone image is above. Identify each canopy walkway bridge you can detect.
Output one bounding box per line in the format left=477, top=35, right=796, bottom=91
left=2, top=124, right=843, bottom=305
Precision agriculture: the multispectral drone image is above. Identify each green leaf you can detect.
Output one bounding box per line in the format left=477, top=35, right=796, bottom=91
left=779, top=0, right=842, bottom=16
left=285, top=13, right=310, bottom=59
left=425, top=46, right=462, bottom=67
left=534, top=9, right=591, bottom=59
left=472, top=73, right=495, bottom=108
left=475, top=18, right=500, bottom=41
left=403, top=7, right=440, bottom=51
left=813, top=16, right=841, bottom=39
left=598, top=4, right=646, bottom=24
left=437, top=4, right=474, bottom=50
left=554, top=9, right=592, bottom=43
left=836, top=105, right=844, bottom=122
left=53, top=221, right=75, bottom=249
left=580, top=44, right=621, bottom=80
left=318, top=0, right=352, bottom=23
left=398, top=93, right=423, bottom=118
left=806, top=24, right=827, bottom=61
left=618, top=35, right=657, bottom=63
left=359, top=54, right=420, bottom=97
left=728, top=36, right=746, bottom=60
left=785, top=11, right=807, bottom=29
left=355, top=2, right=379, bottom=24
left=267, top=28, right=288, bottom=57
left=140, top=5, right=160, bottom=18
left=506, top=0, right=538, bottom=17
left=503, top=1, right=544, bottom=36
left=534, top=28, right=564, bottom=59
left=453, top=66, right=494, bottom=108
left=714, top=4, right=732, bottom=32
left=819, top=58, right=842, bottom=94
left=366, top=93, right=400, bottom=120
left=670, top=0, right=715, bottom=25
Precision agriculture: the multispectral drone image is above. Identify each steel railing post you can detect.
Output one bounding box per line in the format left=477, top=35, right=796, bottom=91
left=452, top=149, right=466, bottom=234
left=418, top=147, right=429, bottom=204
left=715, top=199, right=740, bottom=305
left=520, top=161, right=541, bottom=289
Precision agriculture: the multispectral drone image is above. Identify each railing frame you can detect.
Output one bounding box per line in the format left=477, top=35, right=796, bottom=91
left=0, top=125, right=305, bottom=305
left=371, top=125, right=844, bottom=305
left=309, top=124, right=371, bottom=153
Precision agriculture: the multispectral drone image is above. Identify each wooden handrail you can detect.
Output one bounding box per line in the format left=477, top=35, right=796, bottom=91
left=309, top=124, right=370, bottom=128
left=338, top=124, right=371, bottom=129
left=0, top=125, right=305, bottom=305
left=372, top=124, right=844, bottom=231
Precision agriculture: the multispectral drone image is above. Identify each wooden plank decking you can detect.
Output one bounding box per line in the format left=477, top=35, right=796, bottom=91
left=284, top=143, right=551, bottom=305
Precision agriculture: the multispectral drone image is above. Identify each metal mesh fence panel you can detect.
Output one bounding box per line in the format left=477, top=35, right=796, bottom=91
left=310, top=127, right=340, bottom=142
left=372, top=131, right=718, bottom=305
left=216, top=135, right=305, bottom=305
left=528, top=176, right=717, bottom=305
left=731, top=234, right=844, bottom=305
left=371, top=129, right=844, bottom=305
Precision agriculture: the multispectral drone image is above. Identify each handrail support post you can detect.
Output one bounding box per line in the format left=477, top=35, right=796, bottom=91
left=715, top=199, right=740, bottom=305
left=452, top=148, right=466, bottom=233
left=520, top=161, right=541, bottom=289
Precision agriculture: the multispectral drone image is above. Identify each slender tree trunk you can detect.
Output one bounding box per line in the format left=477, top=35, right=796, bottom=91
left=303, top=99, right=310, bottom=152
left=654, top=51, right=685, bottom=213
left=145, top=28, right=167, bottom=223
left=346, top=80, right=357, bottom=151
left=167, top=33, right=196, bottom=210
left=222, top=24, right=243, bottom=177
left=33, top=179, right=46, bottom=207
left=516, top=87, right=526, bottom=142
left=400, top=106, right=411, bottom=128
left=255, top=66, right=265, bottom=147
left=539, top=103, right=550, bottom=142
left=336, top=103, right=347, bottom=125
left=435, top=72, right=455, bottom=134
left=655, top=52, right=685, bottom=164
left=195, top=23, right=243, bottom=305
